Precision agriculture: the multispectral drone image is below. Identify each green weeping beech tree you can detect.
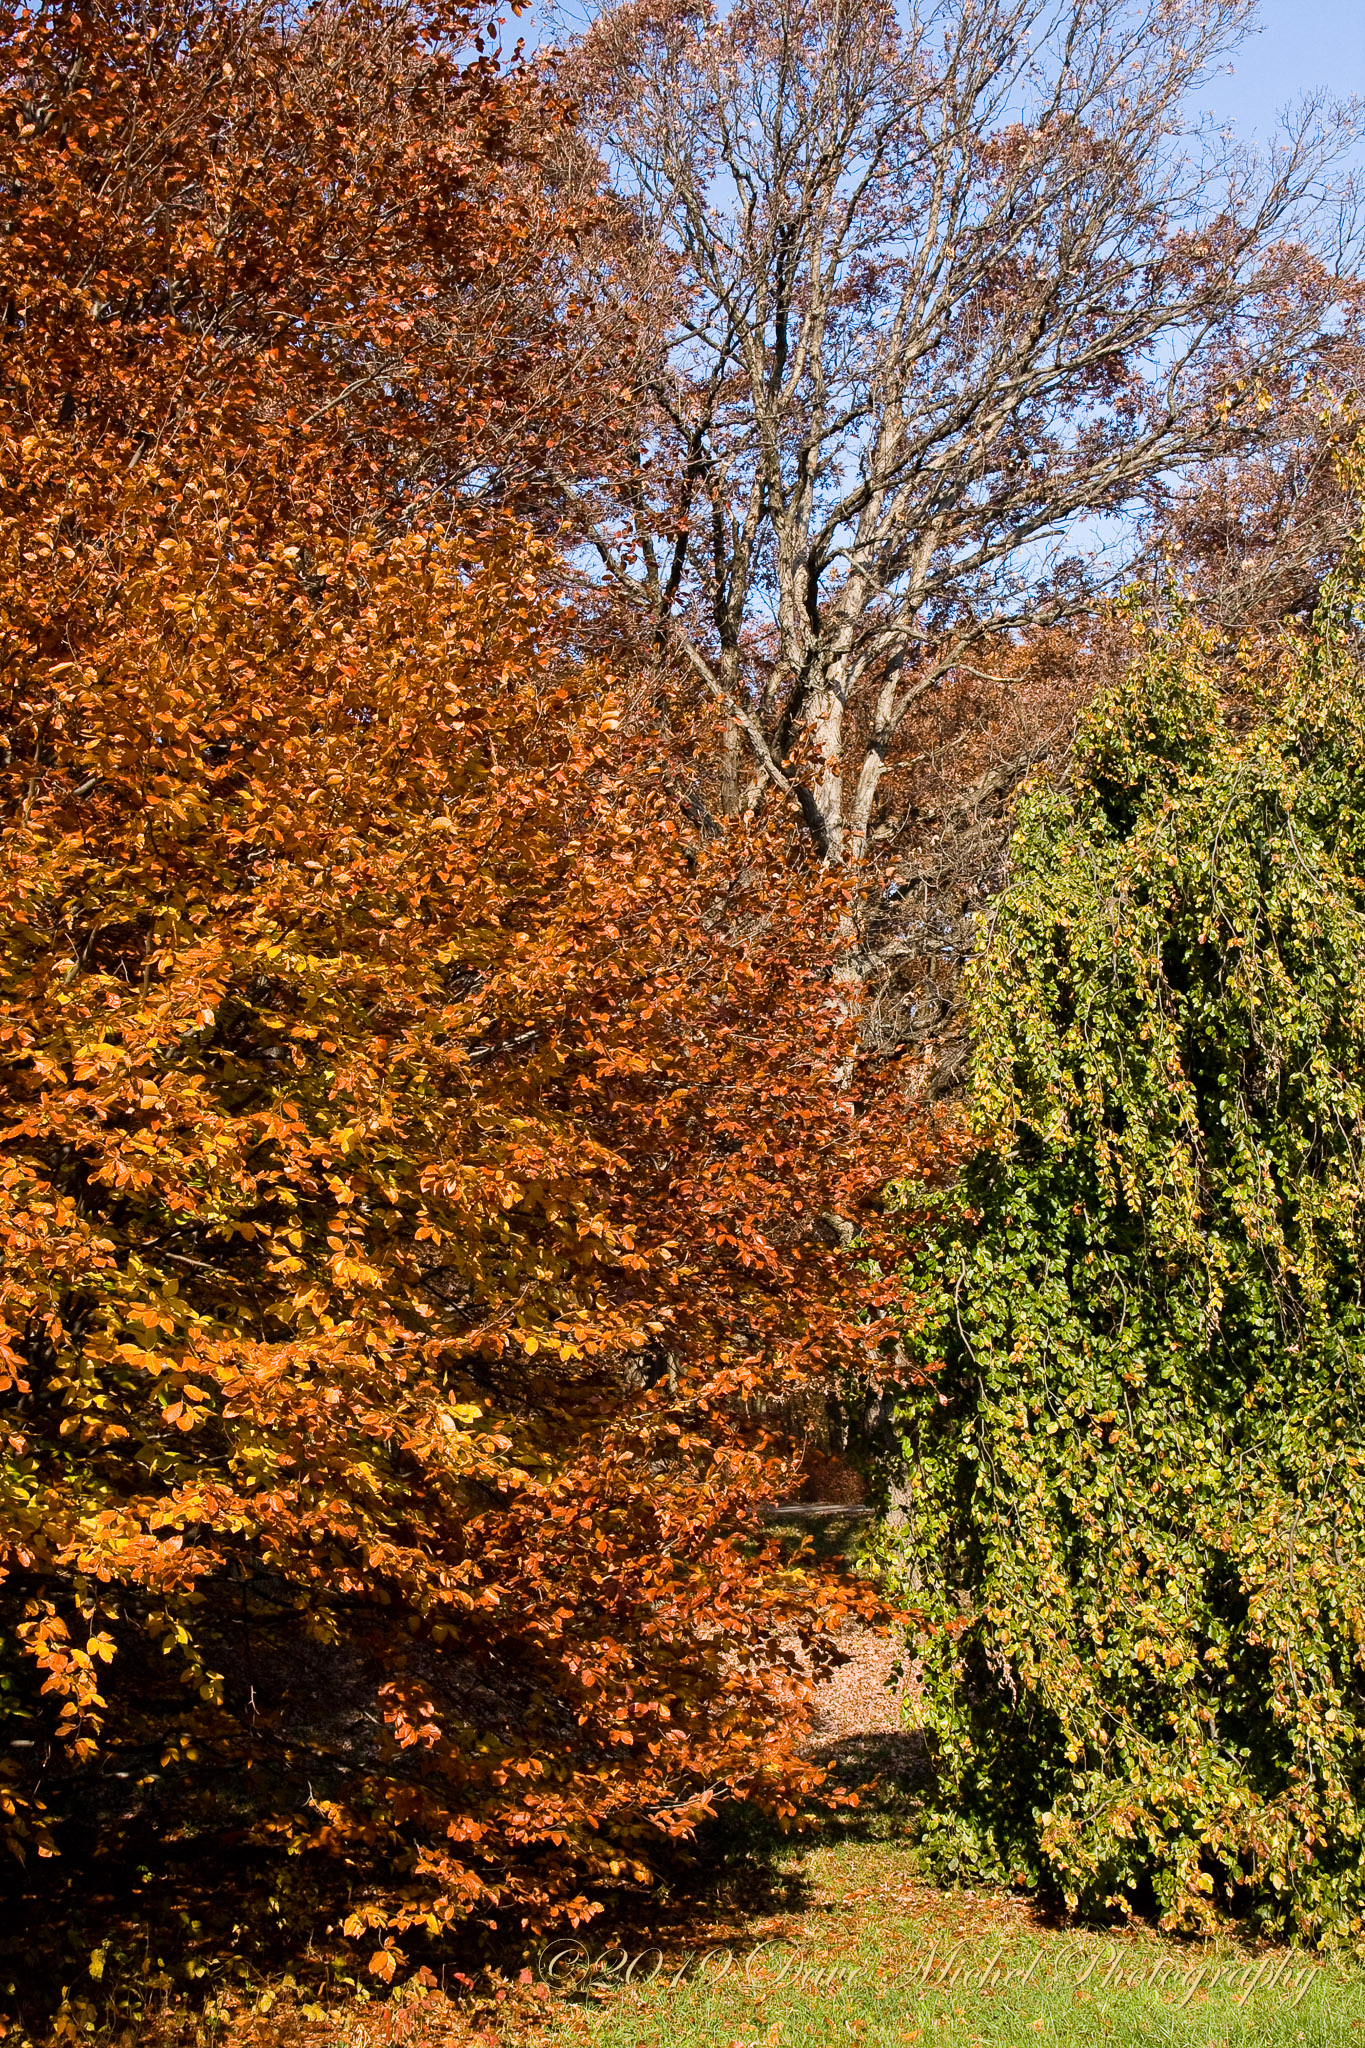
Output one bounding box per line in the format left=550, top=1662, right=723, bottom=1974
left=888, top=513, right=1365, bottom=1944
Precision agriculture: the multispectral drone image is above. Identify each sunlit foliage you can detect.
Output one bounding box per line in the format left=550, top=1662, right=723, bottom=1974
left=889, top=531, right=1365, bottom=1944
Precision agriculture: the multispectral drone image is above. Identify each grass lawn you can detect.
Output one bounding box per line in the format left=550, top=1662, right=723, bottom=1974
left=527, top=1836, right=1365, bottom=2048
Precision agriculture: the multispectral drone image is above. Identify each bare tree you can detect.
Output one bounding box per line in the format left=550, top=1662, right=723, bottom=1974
left=556, top=0, right=1360, bottom=862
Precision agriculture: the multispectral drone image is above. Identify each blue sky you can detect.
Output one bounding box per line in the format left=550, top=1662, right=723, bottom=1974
left=1202, top=0, right=1365, bottom=137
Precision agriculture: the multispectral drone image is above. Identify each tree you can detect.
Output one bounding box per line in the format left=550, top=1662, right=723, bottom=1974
left=0, top=516, right=893, bottom=1981
left=1159, top=298, right=1365, bottom=633
left=886, top=512, right=1365, bottom=1944
left=0, top=0, right=619, bottom=553
left=559, top=0, right=1359, bottom=863
left=0, top=0, right=940, bottom=2011
left=852, top=623, right=1105, bottom=1086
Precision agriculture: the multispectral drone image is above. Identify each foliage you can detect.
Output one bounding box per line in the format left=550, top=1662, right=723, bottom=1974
left=0, top=0, right=602, bottom=542
left=0, top=0, right=939, bottom=2016
left=1163, top=338, right=1365, bottom=635
left=886, top=534, right=1365, bottom=1945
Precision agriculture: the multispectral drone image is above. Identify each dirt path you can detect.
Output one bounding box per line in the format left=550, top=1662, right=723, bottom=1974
left=807, top=1627, right=929, bottom=1793
left=810, top=1628, right=908, bottom=1740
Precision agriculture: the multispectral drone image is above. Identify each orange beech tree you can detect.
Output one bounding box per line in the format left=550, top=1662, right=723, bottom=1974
left=0, top=516, right=920, bottom=1974
left=0, top=0, right=948, bottom=2003
left=0, top=0, right=612, bottom=539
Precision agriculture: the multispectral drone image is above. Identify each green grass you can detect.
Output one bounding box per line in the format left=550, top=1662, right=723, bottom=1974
left=535, top=1838, right=1365, bottom=2048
